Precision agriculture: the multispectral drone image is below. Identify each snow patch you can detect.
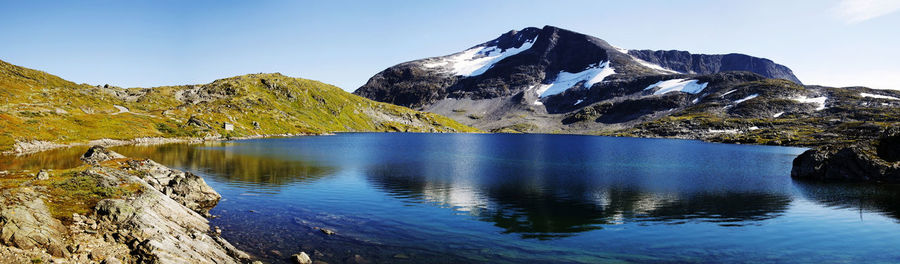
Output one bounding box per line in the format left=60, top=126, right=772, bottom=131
left=708, top=129, right=739, bottom=134
left=773, top=112, right=785, bottom=118
left=644, top=79, right=708, bottom=95
left=111, top=105, right=129, bottom=115
left=721, top=90, right=737, bottom=97
left=631, top=56, right=679, bottom=74
left=536, top=61, right=616, bottom=97
left=793, top=96, right=827, bottom=111
left=611, top=45, right=629, bottom=54
left=749, top=126, right=760, bottom=130
left=574, top=99, right=583, bottom=105
left=423, top=36, right=538, bottom=76
left=734, top=94, right=759, bottom=104
left=861, top=93, right=900, bottom=100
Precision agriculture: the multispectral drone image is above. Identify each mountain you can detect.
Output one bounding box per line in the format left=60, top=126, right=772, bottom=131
left=0, top=59, right=478, bottom=153
left=355, top=25, right=900, bottom=145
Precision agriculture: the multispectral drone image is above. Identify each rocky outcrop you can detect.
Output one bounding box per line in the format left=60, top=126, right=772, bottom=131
left=791, top=129, right=900, bottom=182
left=0, top=188, right=70, bottom=257
left=81, top=145, right=126, bottom=164
left=122, top=158, right=221, bottom=215
left=0, top=146, right=251, bottom=263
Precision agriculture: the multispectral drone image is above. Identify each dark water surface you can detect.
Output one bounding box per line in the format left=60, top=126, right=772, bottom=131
left=4, top=133, right=900, bottom=263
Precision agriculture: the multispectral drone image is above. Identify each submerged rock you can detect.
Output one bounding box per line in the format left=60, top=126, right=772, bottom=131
left=792, top=129, right=900, bottom=182
left=315, top=227, right=336, bottom=236
left=292, top=252, right=312, bottom=264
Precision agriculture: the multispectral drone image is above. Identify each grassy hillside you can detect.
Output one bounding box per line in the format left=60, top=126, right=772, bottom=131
left=0, top=60, right=479, bottom=152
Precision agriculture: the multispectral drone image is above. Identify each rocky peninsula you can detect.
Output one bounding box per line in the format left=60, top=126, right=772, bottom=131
left=792, top=128, right=900, bottom=182
left=0, top=146, right=252, bottom=263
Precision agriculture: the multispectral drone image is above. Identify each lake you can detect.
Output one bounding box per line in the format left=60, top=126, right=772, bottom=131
left=4, top=133, right=900, bottom=263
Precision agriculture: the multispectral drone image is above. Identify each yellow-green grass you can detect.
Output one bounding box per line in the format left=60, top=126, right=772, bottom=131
left=0, top=60, right=479, bottom=152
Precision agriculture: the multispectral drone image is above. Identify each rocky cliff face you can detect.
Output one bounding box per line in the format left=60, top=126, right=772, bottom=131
left=0, top=146, right=250, bottom=263
left=627, top=50, right=802, bottom=84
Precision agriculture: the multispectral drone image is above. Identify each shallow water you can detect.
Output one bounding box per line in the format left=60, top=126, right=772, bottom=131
left=4, top=133, right=900, bottom=263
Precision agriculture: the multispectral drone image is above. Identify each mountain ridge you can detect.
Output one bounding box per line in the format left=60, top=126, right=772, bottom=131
left=0, top=59, right=479, bottom=153
left=354, top=25, right=899, bottom=146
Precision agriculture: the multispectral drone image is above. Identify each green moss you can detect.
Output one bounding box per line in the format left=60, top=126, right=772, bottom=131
left=40, top=169, right=142, bottom=223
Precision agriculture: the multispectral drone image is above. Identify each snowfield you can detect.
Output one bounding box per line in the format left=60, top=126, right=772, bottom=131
left=535, top=61, right=616, bottom=97
left=860, top=93, right=900, bottom=100
left=423, top=36, right=538, bottom=77
left=734, top=94, right=759, bottom=104
left=644, top=79, right=708, bottom=95
left=793, top=96, right=828, bottom=111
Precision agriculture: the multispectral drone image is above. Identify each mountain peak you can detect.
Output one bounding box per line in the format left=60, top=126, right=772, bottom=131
left=357, top=26, right=802, bottom=107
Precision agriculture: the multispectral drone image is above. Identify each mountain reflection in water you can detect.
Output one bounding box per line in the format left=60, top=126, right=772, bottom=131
left=366, top=163, right=792, bottom=239
left=112, top=142, right=336, bottom=190
left=5, top=134, right=900, bottom=263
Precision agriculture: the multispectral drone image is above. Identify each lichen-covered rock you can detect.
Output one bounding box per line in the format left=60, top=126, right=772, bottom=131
left=0, top=188, right=70, bottom=257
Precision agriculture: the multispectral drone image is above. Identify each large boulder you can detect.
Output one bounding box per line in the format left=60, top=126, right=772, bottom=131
left=876, top=128, right=900, bottom=162
left=792, top=130, right=900, bottom=182
left=81, top=145, right=126, bottom=164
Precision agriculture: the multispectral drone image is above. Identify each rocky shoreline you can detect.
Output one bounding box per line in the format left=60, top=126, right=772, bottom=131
left=792, top=128, right=900, bottom=182
left=0, top=146, right=254, bottom=263
left=4, top=133, right=327, bottom=156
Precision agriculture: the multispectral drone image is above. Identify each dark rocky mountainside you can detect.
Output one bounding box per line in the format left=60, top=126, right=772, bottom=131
left=628, top=50, right=802, bottom=84
left=355, top=25, right=899, bottom=146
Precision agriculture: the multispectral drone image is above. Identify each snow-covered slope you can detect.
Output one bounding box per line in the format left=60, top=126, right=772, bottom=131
left=423, top=36, right=539, bottom=77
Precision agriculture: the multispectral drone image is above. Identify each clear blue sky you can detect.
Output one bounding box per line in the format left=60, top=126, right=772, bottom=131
left=1, top=0, right=898, bottom=91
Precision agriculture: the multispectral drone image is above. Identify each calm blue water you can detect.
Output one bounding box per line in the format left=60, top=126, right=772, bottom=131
left=7, top=133, right=900, bottom=263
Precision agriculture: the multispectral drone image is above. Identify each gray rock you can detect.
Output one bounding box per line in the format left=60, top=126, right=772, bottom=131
left=0, top=188, right=70, bottom=257
left=125, top=159, right=221, bottom=215
left=315, top=227, right=336, bottom=235
left=91, top=170, right=241, bottom=263
left=186, top=116, right=212, bottom=129
left=292, top=252, right=312, bottom=264
left=81, top=145, right=126, bottom=164
left=34, top=170, right=50, bottom=180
